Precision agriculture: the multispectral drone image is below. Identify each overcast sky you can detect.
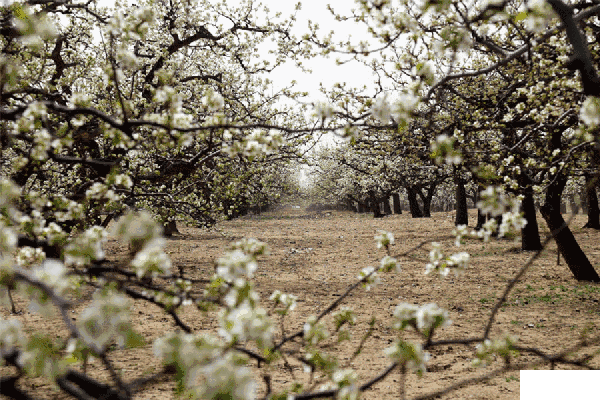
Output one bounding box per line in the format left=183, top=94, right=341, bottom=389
left=260, top=1, right=375, bottom=101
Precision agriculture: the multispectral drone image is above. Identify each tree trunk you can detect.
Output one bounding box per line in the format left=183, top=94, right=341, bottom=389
left=455, top=175, right=469, bottom=226
left=392, top=193, right=402, bottom=214
left=163, top=220, right=180, bottom=237
left=475, top=209, right=487, bottom=231
left=521, top=189, right=542, bottom=251
left=541, top=173, right=600, bottom=282
left=407, top=187, right=424, bottom=218
left=414, top=186, right=433, bottom=218
left=369, top=192, right=384, bottom=218
left=584, top=174, right=600, bottom=229
left=422, top=196, right=432, bottom=217
left=541, top=205, right=600, bottom=281
left=383, top=197, right=392, bottom=215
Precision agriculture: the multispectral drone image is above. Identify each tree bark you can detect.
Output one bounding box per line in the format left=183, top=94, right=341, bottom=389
left=541, top=174, right=600, bottom=281
left=163, top=220, right=180, bottom=237
left=455, top=173, right=469, bottom=226
left=358, top=202, right=366, bottom=213
left=392, top=193, right=402, bottom=214
left=383, top=197, right=392, bottom=215
left=369, top=192, right=384, bottom=218
left=521, top=188, right=542, bottom=251
left=407, top=187, right=424, bottom=218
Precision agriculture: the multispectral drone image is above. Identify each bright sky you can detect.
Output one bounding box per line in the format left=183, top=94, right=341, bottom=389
left=260, top=0, right=376, bottom=101
left=91, top=0, right=377, bottom=102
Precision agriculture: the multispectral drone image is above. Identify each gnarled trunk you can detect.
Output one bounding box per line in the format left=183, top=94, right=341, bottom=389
left=541, top=174, right=600, bottom=282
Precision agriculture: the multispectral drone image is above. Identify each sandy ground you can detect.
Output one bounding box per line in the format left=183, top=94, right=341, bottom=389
left=2, top=209, right=600, bottom=399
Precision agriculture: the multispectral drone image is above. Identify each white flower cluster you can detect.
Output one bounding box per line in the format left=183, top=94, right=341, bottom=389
left=383, top=340, right=430, bottom=375
left=153, top=332, right=255, bottom=400
left=218, top=301, right=273, bottom=349
left=13, top=5, right=57, bottom=48
left=425, top=242, right=469, bottom=277
left=270, top=289, right=297, bottom=315
left=580, top=96, right=600, bottom=127
left=0, top=318, right=26, bottom=353
left=77, top=288, right=133, bottom=351
left=15, top=246, right=45, bottom=267
left=64, top=226, right=107, bottom=266
left=434, top=26, right=473, bottom=54
left=202, top=88, right=225, bottom=112
left=0, top=179, right=21, bottom=219
left=313, top=101, right=335, bottom=121
left=21, top=259, right=71, bottom=315
left=41, top=222, right=67, bottom=246
left=0, top=222, right=17, bottom=273
left=452, top=224, right=469, bottom=247
left=130, top=238, right=172, bottom=279
left=476, top=186, right=527, bottom=240
left=213, top=239, right=274, bottom=348
left=216, top=249, right=258, bottom=285
left=522, top=0, right=556, bottom=33
left=222, top=130, right=284, bottom=159
left=332, top=368, right=360, bottom=400
left=336, top=124, right=360, bottom=142
left=111, top=211, right=163, bottom=252
left=31, top=129, right=51, bottom=161
left=380, top=255, right=400, bottom=273
left=392, top=302, right=451, bottom=335
left=415, top=61, right=435, bottom=85
left=189, top=352, right=255, bottom=400
left=370, top=91, right=420, bottom=123
left=106, top=173, right=133, bottom=189
left=371, top=96, right=393, bottom=122
left=85, top=182, right=120, bottom=202
left=472, top=334, right=518, bottom=367
left=431, top=134, right=462, bottom=165
left=304, top=315, right=330, bottom=345
left=357, top=266, right=381, bottom=291
left=374, top=230, right=394, bottom=249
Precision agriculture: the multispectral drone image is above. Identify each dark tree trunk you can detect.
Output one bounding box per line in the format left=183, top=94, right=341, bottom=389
left=584, top=174, right=600, bottom=229
left=163, top=220, right=180, bottom=237
left=474, top=187, right=486, bottom=230
left=407, top=187, right=424, bottom=218
left=475, top=209, right=487, bottom=230
left=392, top=193, right=402, bottom=214
left=521, top=188, right=542, bottom=251
left=383, top=197, right=392, bottom=215
left=541, top=174, right=600, bottom=282
left=369, top=192, right=384, bottom=218
left=417, top=186, right=434, bottom=218
left=455, top=174, right=469, bottom=226
left=422, top=196, right=432, bottom=218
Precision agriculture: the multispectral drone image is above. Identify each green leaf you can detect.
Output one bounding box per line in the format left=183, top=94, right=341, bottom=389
left=515, top=11, right=528, bottom=22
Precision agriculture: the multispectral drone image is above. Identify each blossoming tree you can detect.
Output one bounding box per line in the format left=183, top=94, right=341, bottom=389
left=2, top=0, right=600, bottom=399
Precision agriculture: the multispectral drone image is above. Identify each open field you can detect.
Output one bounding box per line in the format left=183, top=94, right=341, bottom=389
left=3, top=209, right=600, bottom=399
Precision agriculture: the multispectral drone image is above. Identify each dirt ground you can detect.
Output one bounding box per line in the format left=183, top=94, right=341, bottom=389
left=3, top=209, right=600, bottom=399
